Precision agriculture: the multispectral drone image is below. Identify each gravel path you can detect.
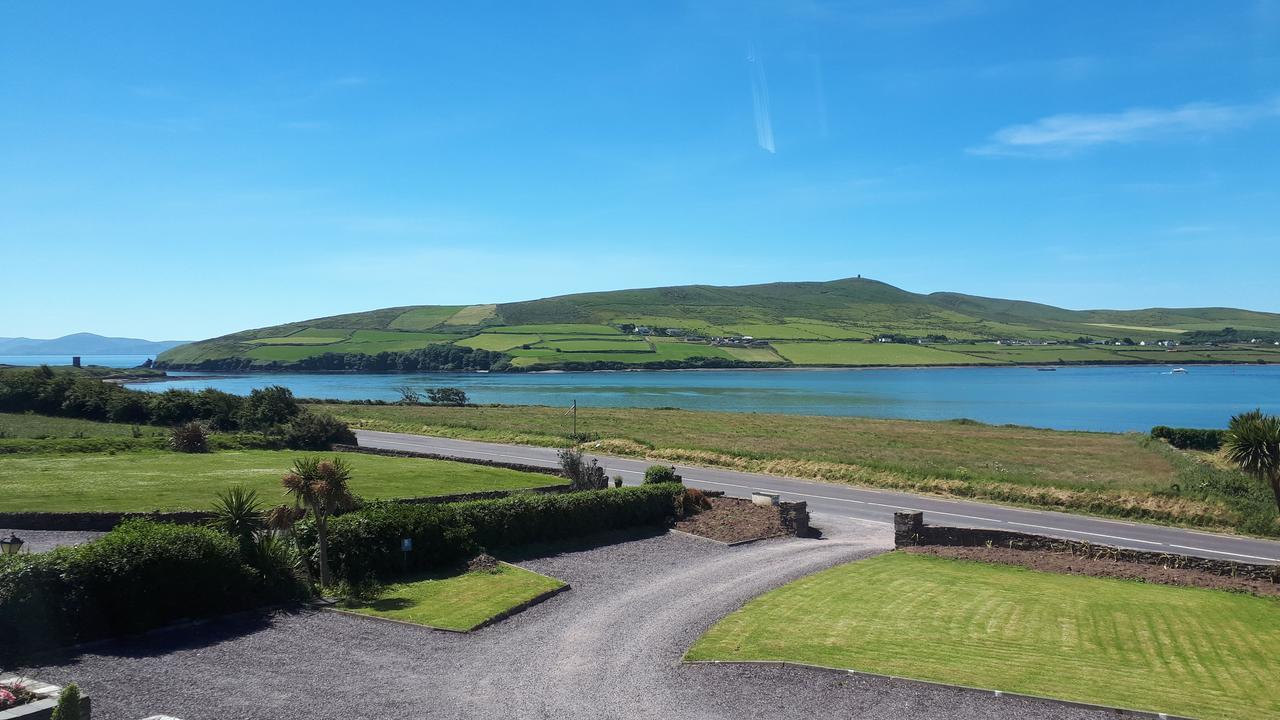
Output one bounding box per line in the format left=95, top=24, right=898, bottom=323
left=20, top=515, right=1124, bottom=720
left=0, top=529, right=103, bottom=553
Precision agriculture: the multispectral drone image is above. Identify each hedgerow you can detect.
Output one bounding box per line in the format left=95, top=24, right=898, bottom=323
left=1151, top=426, right=1227, bottom=451
left=0, top=520, right=303, bottom=661
left=321, top=484, right=684, bottom=583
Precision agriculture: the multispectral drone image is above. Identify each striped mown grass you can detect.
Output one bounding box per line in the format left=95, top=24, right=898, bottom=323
left=687, top=552, right=1280, bottom=720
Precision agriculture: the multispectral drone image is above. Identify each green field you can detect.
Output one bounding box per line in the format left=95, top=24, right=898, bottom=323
left=0, top=412, right=165, bottom=439
left=688, top=553, right=1280, bottom=720
left=0, top=450, right=558, bottom=512
left=388, top=306, right=465, bottom=330
left=340, top=563, right=564, bottom=631
left=455, top=333, right=543, bottom=351
left=323, top=403, right=1277, bottom=534
left=245, top=330, right=456, bottom=360
left=772, top=342, right=1001, bottom=365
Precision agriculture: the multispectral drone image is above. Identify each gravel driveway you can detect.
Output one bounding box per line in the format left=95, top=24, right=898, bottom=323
left=20, top=515, right=1124, bottom=720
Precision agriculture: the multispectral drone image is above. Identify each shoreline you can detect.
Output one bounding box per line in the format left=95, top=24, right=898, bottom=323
left=145, top=359, right=1276, bottom=377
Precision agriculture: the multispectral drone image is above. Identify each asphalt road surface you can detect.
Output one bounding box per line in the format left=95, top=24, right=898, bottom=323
left=356, top=429, right=1280, bottom=565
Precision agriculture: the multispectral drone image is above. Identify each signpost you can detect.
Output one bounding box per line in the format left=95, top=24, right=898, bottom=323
left=401, top=537, right=412, bottom=573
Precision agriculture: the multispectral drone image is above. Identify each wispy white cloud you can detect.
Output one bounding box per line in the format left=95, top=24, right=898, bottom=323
left=334, top=74, right=369, bottom=87
left=970, top=99, right=1280, bottom=156
left=747, top=43, right=775, bottom=154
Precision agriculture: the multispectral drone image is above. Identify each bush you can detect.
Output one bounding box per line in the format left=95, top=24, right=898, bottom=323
left=1151, top=426, right=1226, bottom=451
left=0, top=520, right=294, bottom=660
left=558, top=447, right=608, bottom=491
left=169, top=422, right=209, bottom=453
left=321, top=484, right=684, bottom=583
left=681, top=487, right=712, bottom=515
left=644, top=465, right=682, bottom=485
left=426, top=387, right=468, bottom=406
left=50, top=684, right=81, bottom=720
left=240, top=385, right=302, bottom=431
left=278, top=411, right=357, bottom=450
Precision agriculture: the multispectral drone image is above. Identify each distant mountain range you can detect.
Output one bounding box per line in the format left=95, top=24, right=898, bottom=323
left=156, top=277, right=1280, bottom=372
left=0, top=333, right=189, bottom=356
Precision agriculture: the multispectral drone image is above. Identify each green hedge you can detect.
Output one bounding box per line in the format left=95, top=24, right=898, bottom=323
left=323, top=484, right=684, bottom=583
left=0, top=521, right=299, bottom=660
left=1151, top=426, right=1226, bottom=451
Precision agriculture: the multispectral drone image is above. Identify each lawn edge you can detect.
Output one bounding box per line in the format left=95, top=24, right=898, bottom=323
left=681, top=659, right=1195, bottom=720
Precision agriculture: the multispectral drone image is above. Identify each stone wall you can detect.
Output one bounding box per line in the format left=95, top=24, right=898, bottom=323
left=893, top=511, right=1279, bottom=583
left=779, top=501, right=810, bottom=537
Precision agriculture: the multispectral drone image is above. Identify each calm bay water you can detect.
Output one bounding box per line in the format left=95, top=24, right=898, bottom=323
left=123, top=365, right=1280, bottom=433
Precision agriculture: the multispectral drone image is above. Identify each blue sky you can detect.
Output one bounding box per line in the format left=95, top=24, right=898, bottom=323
left=2, top=1, right=1278, bottom=340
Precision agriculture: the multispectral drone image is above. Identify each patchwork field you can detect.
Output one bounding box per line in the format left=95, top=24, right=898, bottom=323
left=340, top=563, right=565, bottom=631
left=0, top=450, right=558, bottom=512
left=772, top=342, right=1001, bottom=365
left=157, top=277, right=1280, bottom=370
left=687, top=552, right=1280, bottom=720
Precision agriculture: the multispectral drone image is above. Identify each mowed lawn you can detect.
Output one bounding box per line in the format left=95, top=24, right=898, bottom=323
left=0, top=450, right=558, bottom=512
left=688, top=553, right=1280, bottom=720
left=341, top=563, right=564, bottom=631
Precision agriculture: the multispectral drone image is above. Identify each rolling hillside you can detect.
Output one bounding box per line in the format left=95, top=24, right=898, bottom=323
left=157, top=278, right=1280, bottom=371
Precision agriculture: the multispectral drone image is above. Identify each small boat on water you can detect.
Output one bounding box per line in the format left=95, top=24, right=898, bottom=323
left=1170, top=367, right=1188, bottom=374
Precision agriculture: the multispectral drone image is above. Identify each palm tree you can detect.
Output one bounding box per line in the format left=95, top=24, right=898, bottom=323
left=207, top=485, right=265, bottom=550
left=1223, top=409, right=1280, bottom=513
left=282, top=456, right=356, bottom=587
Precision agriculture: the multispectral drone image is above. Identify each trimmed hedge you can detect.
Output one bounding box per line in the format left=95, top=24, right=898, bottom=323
left=0, top=520, right=299, bottom=660
left=323, top=483, right=685, bottom=583
left=1151, top=426, right=1226, bottom=451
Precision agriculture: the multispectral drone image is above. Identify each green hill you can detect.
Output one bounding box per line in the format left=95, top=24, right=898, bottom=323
left=157, top=277, right=1280, bottom=371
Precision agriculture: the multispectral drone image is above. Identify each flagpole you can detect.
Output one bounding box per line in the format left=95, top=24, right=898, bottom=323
left=572, top=399, right=577, bottom=438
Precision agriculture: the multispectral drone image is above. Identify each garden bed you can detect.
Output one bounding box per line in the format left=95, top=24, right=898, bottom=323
left=903, top=544, right=1280, bottom=597
left=673, top=497, right=789, bottom=544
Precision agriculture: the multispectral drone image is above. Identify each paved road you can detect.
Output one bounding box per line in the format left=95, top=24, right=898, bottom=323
left=24, top=519, right=1126, bottom=719
left=356, top=429, right=1280, bottom=564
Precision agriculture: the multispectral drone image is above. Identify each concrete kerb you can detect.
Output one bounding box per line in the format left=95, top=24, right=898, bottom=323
left=682, top=660, right=1196, bottom=720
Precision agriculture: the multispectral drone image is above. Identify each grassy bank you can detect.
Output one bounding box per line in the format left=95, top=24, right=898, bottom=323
left=687, top=553, right=1280, bottom=720
left=0, top=412, right=166, bottom=439
left=321, top=403, right=1278, bottom=535
left=339, top=563, right=565, bottom=631
left=0, top=449, right=558, bottom=512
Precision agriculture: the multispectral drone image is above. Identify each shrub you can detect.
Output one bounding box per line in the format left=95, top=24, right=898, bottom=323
left=50, top=684, right=81, bottom=720
left=321, top=484, right=683, bottom=583
left=644, top=465, right=682, bottom=485
left=0, top=520, right=293, bottom=659
left=169, top=422, right=209, bottom=452
left=558, top=447, right=608, bottom=491
left=240, top=385, right=302, bottom=431
left=1151, top=426, right=1227, bottom=451
left=426, top=387, right=468, bottom=406
left=681, top=487, right=712, bottom=515
left=278, top=411, right=357, bottom=450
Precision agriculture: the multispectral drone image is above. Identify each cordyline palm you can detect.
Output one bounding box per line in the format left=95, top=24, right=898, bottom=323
left=282, top=456, right=356, bottom=587
left=1223, top=409, right=1280, bottom=514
